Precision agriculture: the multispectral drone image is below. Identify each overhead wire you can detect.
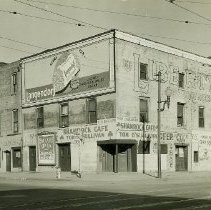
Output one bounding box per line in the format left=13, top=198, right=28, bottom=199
left=26, top=0, right=211, bottom=26
left=176, top=1, right=211, bottom=4
left=0, top=9, right=84, bottom=26
left=165, top=0, right=211, bottom=22
left=0, top=44, right=33, bottom=54
left=13, top=0, right=107, bottom=30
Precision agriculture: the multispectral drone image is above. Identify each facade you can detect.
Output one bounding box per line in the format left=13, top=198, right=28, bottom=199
left=0, top=61, right=22, bottom=172
left=19, top=29, right=211, bottom=173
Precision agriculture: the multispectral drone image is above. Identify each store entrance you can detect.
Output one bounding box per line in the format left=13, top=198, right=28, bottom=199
left=175, top=145, right=188, bottom=171
left=59, top=144, right=71, bottom=171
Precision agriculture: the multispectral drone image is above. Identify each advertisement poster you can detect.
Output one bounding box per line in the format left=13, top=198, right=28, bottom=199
left=37, top=134, right=55, bottom=165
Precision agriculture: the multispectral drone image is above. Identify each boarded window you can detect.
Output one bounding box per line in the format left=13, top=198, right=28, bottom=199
left=13, top=109, right=18, bottom=133
left=177, top=103, right=184, bottom=126
left=60, top=103, right=69, bottom=127
left=138, top=141, right=150, bottom=154
left=37, top=107, right=44, bottom=128
left=161, top=144, right=168, bottom=154
left=194, top=151, right=198, bottom=163
left=13, top=148, right=21, bottom=168
left=139, top=63, right=147, bottom=80
left=178, top=73, right=184, bottom=88
left=88, top=98, right=97, bottom=124
left=140, top=99, right=148, bottom=122
left=199, top=107, right=204, bottom=128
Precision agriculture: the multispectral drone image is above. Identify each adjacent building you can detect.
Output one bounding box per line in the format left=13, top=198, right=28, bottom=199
left=0, top=61, right=22, bottom=172
left=1, top=29, right=211, bottom=174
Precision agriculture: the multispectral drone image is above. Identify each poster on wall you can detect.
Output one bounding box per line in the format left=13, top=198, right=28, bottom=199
left=37, top=134, right=55, bottom=165
left=23, top=38, right=113, bottom=105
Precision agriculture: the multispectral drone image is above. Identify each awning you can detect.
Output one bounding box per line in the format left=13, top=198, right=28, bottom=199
left=97, top=139, right=137, bottom=145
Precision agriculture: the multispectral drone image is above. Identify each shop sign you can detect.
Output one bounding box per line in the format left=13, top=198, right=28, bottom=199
left=37, top=134, right=55, bottom=165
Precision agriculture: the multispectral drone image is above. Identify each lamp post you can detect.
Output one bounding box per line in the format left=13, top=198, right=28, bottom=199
left=156, top=71, right=172, bottom=178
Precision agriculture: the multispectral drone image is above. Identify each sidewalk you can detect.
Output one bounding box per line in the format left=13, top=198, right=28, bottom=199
left=0, top=170, right=211, bottom=183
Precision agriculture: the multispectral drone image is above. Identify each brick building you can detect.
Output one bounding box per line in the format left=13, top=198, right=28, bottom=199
left=0, top=61, right=22, bottom=172
left=19, top=29, right=211, bottom=174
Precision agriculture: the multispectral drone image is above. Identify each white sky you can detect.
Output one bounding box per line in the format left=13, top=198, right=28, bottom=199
left=1, top=0, right=211, bottom=63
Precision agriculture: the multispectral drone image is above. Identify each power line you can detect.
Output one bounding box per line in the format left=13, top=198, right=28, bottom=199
left=165, top=0, right=211, bottom=22
left=0, top=44, right=33, bottom=54
left=26, top=0, right=211, bottom=27
left=13, top=0, right=107, bottom=30
left=176, top=1, right=211, bottom=4
left=0, top=35, right=45, bottom=49
left=140, top=32, right=211, bottom=45
left=0, top=9, right=83, bottom=26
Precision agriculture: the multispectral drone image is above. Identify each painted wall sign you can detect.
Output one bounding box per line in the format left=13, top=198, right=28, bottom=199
left=23, top=39, right=112, bottom=104
left=37, top=134, right=55, bottom=165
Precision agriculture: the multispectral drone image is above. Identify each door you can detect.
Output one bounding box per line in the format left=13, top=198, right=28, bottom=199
left=100, top=145, right=115, bottom=172
left=29, top=146, right=36, bottom=171
left=118, top=144, right=132, bottom=172
left=6, top=151, right=11, bottom=172
left=59, top=144, right=71, bottom=171
left=175, top=146, right=188, bottom=171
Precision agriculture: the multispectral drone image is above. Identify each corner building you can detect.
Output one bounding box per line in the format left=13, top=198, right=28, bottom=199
left=21, top=30, right=211, bottom=173
left=0, top=62, right=22, bottom=172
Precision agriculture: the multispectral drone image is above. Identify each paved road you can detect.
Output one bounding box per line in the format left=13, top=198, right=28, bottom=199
left=0, top=177, right=211, bottom=209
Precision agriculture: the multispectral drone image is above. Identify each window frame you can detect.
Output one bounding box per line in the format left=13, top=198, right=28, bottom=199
left=87, top=98, right=97, bottom=124
left=12, top=109, right=18, bottom=133
left=199, top=106, right=205, bottom=128
left=11, top=72, right=17, bottom=94
left=178, top=72, right=185, bottom=88
left=177, top=102, right=185, bottom=127
left=139, top=98, right=149, bottom=123
left=37, top=106, right=44, bottom=128
left=139, top=63, right=148, bottom=80
left=138, top=140, right=150, bottom=154
left=59, top=103, right=69, bottom=128
left=194, top=151, right=199, bottom=163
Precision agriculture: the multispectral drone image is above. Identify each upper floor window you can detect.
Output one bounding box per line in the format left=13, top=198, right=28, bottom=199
left=178, top=73, right=184, bottom=88
left=11, top=73, right=17, bottom=94
left=60, top=103, right=69, bottom=128
left=139, top=63, right=147, bottom=80
left=140, top=99, right=148, bottom=123
left=199, top=106, right=204, bottom=128
left=37, top=107, right=44, bottom=128
left=13, top=109, right=18, bottom=133
left=87, top=98, right=97, bottom=124
left=177, top=103, right=185, bottom=126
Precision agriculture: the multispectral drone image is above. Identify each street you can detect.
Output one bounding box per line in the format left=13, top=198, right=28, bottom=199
left=0, top=173, right=211, bottom=209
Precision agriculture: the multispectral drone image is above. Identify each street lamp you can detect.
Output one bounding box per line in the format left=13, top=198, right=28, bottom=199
left=156, top=71, right=172, bottom=178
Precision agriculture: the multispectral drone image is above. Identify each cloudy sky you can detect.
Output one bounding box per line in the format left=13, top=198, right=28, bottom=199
left=1, top=0, right=211, bottom=63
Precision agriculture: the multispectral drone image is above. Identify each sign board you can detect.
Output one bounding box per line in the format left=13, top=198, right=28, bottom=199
left=37, top=134, right=55, bottom=165
left=23, top=39, right=113, bottom=105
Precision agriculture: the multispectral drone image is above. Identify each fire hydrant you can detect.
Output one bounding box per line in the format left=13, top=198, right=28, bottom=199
left=56, top=167, right=61, bottom=179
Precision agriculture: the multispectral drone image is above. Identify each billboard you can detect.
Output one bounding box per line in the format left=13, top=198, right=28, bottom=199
left=37, top=134, right=55, bottom=165
left=23, top=38, right=113, bottom=105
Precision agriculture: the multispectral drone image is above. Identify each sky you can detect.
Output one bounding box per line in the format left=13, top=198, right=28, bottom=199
left=1, top=0, right=211, bottom=63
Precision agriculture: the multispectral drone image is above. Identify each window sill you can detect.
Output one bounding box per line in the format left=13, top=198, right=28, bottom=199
left=7, top=133, right=21, bottom=136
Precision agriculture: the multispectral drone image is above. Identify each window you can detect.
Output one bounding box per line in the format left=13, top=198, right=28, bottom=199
left=138, top=140, right=150, bottom=154
left=194, top=151, right=199, bottom=163
left=87, top=98, right=97, bottom=124
left=13, top=109, right=18, bottom=133
left=140, top=99, right=148, bottom=122
left=177, top=103, right=185, bottom=126
left=60, top=103, right=69, bottom=127
left=37, top=107, right=44, bottom=128
left=12, top=148, right=21, bottom=168
left=178, top=73, right=184, bottom=88
left=139, top=63, right=147, bottom=80
left=11, top=73, right=17, bottom=94
left=161, top=144, right=168, bottom=154
left=199, top=106, right=204, bottom=128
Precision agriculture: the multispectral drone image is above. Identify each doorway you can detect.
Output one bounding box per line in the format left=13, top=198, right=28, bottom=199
left=175, top=145, right=188, bottom=171
left=59, top=144, right=71, bottom=171
left=29, top=146, right=36, bottom=171
left=6, top=151, right=11, bottom=172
